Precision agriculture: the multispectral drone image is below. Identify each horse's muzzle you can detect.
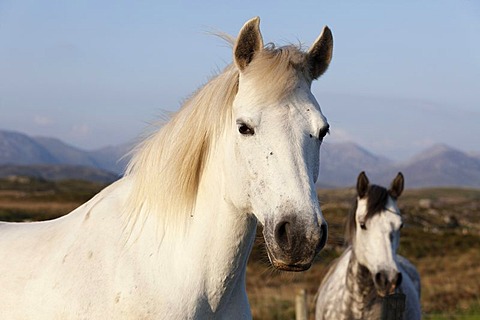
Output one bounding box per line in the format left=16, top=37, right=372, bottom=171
left=374, top=270, right=403, bottom=297
left=264, top=215, right=327, bottom=272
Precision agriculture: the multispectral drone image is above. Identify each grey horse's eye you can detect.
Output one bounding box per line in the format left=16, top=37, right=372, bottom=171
left=360, top=222, right=367, bottom=230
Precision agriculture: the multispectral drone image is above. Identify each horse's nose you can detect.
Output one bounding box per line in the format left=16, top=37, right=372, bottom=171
left=374, top=271, right=402, bottom=296
left=267, top=214, right=326, bottom=272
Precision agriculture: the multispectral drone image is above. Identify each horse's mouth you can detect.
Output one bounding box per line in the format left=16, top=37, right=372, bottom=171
left=264, top=241, right=316, bottom=272
left=376, top=290, right=388, bottom=298
left=271, top=260, right=312, bottom=272
left=375, top=282, right=398, bottom=297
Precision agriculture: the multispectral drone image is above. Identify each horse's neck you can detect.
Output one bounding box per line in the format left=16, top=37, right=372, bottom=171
left=343, top=250, right=379, bottom=319
left=138, top=155, right=257, bottom=314
left=184, top=182, right=257, bottom=312
left=189, top=163, right=257, bottom=305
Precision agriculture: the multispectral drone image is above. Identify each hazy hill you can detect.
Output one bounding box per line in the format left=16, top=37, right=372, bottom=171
left=319, top=142, right=392, bottom=187
left=386, top=144, right=480, bottom=188
left=88, top=143, right=132, bottom=175
left=35, top=136, right=132, bottom=174
left=34, top=136, right=100, bottom=168
left=0, top=131, right=57, bottom=165
left=320, top=143, right=480, bottom=188
left=0, top=130, right=128, bottom=175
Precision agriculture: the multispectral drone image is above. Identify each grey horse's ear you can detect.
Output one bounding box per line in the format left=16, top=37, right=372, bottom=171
left=234, top=17, right=264, bottom=71
left=389, top=172, right=404, bottom=199
left=357, top=171, right=369, bottom=198
left=306, top=26, right=333, bottom=80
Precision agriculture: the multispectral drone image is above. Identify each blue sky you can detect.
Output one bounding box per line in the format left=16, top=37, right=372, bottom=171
left=1, top=1, right=479, bottom=160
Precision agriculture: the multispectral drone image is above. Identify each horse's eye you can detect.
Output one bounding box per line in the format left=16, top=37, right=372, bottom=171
left=400, top=222, right=404, bottom=229
left=360, top=222, right=367, bottom=230
left=238, top=124, right=254, bottom=135
left=318, top=124, right=330, bottom=140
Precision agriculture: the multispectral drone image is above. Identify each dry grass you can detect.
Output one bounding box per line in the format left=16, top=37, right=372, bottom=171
left=0, top=200, right=79, bottom=212
left=418, top=249, right=480, bottom=313
left=0, top=178, right=106, bottom=221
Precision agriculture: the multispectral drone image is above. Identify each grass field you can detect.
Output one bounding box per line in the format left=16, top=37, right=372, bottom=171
left=1, top=177, right=479, bottom=319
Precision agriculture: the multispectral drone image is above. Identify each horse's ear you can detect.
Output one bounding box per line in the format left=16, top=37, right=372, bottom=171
left=234, top=17, right=264, bottom=72
left=389, top=172, right=404, bottom=199
left=306, top=26, right=333, bottom=80
left=356, top=171, right=369, bottom=198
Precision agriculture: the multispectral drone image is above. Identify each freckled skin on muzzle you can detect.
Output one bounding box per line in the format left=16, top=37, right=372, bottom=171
left=263, top=214, right=328, bottom=271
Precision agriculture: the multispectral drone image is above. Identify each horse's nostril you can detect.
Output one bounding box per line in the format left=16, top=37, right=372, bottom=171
left=275, top=221, right=292, bottom=249
left=375, top=271, right=388, bottom=288
left=394, top=272, right=403, bottom=287
left=317, top=223, right=328, bottom=251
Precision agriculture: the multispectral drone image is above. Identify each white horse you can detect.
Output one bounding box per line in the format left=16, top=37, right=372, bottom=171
left=315, top=172, right=421, bottom=320
left=0, top=17, right=333, bottom=319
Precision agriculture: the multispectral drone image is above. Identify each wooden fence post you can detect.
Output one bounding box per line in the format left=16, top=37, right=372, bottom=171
left=295, top=289, right=308, bottom=320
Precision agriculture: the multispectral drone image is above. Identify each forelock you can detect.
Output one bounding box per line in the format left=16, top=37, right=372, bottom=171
left=241, top=44, right=310, bottom=102
left=344, top=184, right=390, bottom=245
left=365, top=185, right=389, bottom=220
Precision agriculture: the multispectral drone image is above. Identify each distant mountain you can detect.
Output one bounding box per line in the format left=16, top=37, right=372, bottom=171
left=0, top=130, right=129, bottom=176
left=386, top=144, right=480, bottom=188
left=0, top=164, right=118, bottom=183
left=88, top=143, right=132, bottom=175
left=34, top=136, right=132, bottom=174
left=0, top=131, right=57, bottom=165
left=318, top=143, right=480, bottom=188
left=34, top=136, right=100, bottom=168
left=0, top=130, right=126, bottom=182
left=1, top=129, right=480, bottom=188
left=468, top=151, right=480, bottom=161
left=319, top=142, right=392, bottom=187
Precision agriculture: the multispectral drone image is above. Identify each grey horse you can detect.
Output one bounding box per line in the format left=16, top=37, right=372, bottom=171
left=315, top=172, right=421, bottom=320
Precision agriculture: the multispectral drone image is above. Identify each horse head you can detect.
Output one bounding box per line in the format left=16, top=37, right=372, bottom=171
left=226, top=17, right=333, bottom=271
left=347, top=171, right=405, bottom=295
